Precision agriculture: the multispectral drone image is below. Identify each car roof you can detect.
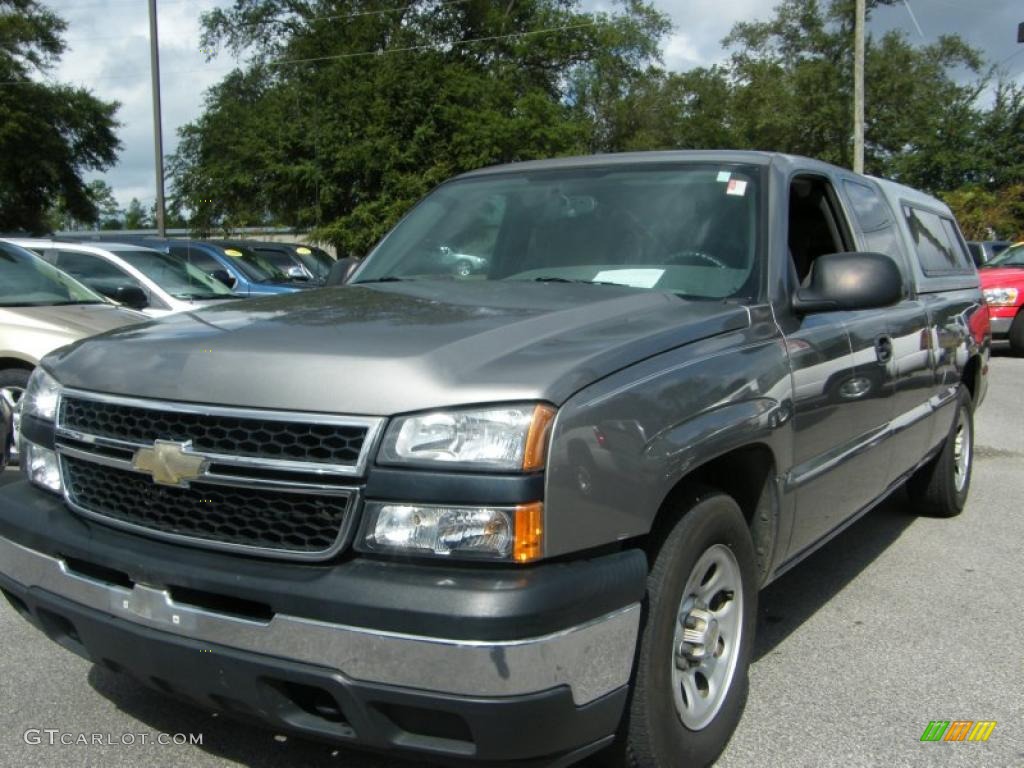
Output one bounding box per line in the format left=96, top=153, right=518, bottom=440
left=2, top=237, right=164, bottom=256
left=453, top=149, right=851, bottom=180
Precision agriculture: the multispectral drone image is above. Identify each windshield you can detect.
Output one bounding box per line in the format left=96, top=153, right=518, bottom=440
left=218, top=246, right=290, bottom=283
left=987, top=243, right=1024, bottom=267
left=0, top=242, right=107, bottom=307
left=116, top=249, right=235, bottom=298
left=353, top=164, right=762, bottom=299
left=291, top=245, right=333, bottom=279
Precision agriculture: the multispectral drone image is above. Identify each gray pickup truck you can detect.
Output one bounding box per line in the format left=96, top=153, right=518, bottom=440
left=2, top=151, right=989, bottom=767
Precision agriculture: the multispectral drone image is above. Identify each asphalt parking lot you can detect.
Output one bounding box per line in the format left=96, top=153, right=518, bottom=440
left=1, top=352, right=1021, bottom=768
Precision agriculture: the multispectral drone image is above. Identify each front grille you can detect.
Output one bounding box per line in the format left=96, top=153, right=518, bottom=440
left=59, top=396, right=367, bottom=466
left=63, top=456, right=350, bottom=555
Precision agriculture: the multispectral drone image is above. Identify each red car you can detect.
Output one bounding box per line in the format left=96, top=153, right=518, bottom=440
left=980, top=242, right=1024, bottom=354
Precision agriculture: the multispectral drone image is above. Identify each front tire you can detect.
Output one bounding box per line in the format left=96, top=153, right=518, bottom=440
left=620, top=489, right=757, bottom=768
left=907, top=385, right=973, bottom=517
left=1008, top=311, right=1024, bottom=356
left=0, top=368, right=30, bottom=466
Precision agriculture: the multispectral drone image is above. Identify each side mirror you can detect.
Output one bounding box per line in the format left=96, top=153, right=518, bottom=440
left=793, top=252, right=903, bottom=313
left=286, top=265, right=309, bottom=280
left=111, top=284, right=149, bottom=310
left=326, top=257, right=359, bottom=286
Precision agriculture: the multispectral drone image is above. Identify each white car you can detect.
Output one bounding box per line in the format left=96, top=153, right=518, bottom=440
left=2, top=239, right=240, bottom=318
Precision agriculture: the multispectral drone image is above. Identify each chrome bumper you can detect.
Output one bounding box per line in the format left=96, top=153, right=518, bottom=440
left=990, top=316, right=1012, bottom=336
left=0, top=535, right=639, bottom=705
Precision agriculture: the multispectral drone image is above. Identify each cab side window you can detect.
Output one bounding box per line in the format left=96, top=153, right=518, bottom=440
left=842, top=180, right=904, bottom=263
left=903, top=206, right=972, bottom=275
left=787, top=176, right=853, bottom=286
left=55, top=250, right=140, bottom=285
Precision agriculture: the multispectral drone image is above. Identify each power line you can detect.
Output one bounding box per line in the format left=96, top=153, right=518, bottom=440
left=0, top=20, right=599, bottom=87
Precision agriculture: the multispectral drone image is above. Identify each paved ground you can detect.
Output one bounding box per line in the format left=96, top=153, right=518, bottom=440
left=1, top=351, right=1022, bottom=768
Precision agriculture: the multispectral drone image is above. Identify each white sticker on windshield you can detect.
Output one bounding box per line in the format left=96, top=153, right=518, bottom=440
left=717, top=171, right=732, bottom=183
left=593, top=269, right=665, bottom=289
left=726, top=179, right=747, bottom=196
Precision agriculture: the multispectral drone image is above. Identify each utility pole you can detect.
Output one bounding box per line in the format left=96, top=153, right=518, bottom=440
left=853, top=0, right=866, bottom=174
left=148, top=0, right=166, bottom=236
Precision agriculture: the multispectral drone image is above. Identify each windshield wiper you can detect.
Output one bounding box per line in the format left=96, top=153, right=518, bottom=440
left=354, top=276, right=411, bottom=283
left=529, top=277, right=621, bottom=286
left=174, top=293, right=225, bottom=300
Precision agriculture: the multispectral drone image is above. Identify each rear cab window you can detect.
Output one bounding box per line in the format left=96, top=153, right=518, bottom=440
left=903, top=206, right=973, bottom=276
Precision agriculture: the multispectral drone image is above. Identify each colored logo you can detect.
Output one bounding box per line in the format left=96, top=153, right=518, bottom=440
left=920, top=721, right=996, bottom=742
left=132, top=440, right=207, bottom=487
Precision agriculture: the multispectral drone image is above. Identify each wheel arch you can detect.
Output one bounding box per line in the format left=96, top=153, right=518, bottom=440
left=647, top=441, right=780, bottom=585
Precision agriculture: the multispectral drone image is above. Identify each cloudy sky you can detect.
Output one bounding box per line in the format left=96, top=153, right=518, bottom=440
left=38, top=0, right=1024, bottom=209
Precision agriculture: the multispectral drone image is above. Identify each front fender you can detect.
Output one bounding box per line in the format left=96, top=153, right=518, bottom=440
left=543, top=330, right=792, bottom=558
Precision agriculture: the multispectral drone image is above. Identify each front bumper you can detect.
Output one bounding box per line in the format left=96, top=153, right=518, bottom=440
left=0, top=481, right=645, bottom=764
left=989, top=315, right=1013, bottom=336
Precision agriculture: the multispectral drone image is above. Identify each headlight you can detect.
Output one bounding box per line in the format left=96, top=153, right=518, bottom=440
left=983, top=287, right=1019, bottom=307
left=378, top=404, right=555, bottom=471
left=22, top=440, right=62, bottom=493
left=23, top=368, right=60, bottom=422
left=362, top=501, right=542, bottom=562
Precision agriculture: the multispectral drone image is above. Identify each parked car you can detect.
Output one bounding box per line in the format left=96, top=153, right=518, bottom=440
left=2, top=239, right=240, bottom=318
left=979, top=243, right=1024, bottom=354
left=212, top=240, right=324, bottom=283
left=1, top=152, right=988, bottom=768
left=966, top=239, right=1013, bottom=267
left=123, top=238, right=307, bottom=296
left=245, top=241, right=336, bottom=282
left=0, top=240, right=145, bottom=462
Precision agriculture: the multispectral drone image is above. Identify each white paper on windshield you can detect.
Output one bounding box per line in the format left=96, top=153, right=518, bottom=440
left=717, top=171, right=732, bottom=182
left=593, top=268, right=665, bottom=289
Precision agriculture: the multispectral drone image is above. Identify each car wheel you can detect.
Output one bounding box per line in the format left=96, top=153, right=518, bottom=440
left=1008, top=311, right=1024, bottom=356
left=907, top=385, right=973, bottom=518
left=616, top=488, right=757, bottom=768
left=454, top=260, right=473, bottom=277
left=0, top=368, right=31, bottom=466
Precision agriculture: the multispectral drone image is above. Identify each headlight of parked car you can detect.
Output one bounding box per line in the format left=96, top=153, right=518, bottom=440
left=20, top=367, right=63, bottom=493
left=378, top=404, right=556, bottom=472
left=361, top=501, right=543, bottom=562
left=22, top=367, right=61, bottom=422
left=983, top=287, right=1019, bottom=307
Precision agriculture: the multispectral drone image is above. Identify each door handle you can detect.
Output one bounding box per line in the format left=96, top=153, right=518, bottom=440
left=875, top=335, right=893, bottom=364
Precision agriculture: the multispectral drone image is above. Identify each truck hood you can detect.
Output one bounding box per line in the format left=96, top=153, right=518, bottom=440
left=0, top=303, right=145, bottom=338
left=46, top=281, right=750, bottom=415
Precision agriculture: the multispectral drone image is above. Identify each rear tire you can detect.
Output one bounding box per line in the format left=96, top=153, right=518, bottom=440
left=907, top=385, right=973, bottom=517
left=615, top=488, right=757, bottom=768
left=1009, top=311, right=1024, bottom=356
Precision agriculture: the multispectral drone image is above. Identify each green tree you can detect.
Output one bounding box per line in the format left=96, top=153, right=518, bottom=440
left=170, top=0, right=669, bottom=254
left=0, top=0, right=121, bottom=233
left=123, top=197, right=151, bottom=229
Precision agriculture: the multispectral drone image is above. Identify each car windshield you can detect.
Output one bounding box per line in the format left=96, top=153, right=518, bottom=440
left=218, top=246, right=290, bottom=283
left=290, top=245, right=333, bottom=279
left=0, top=242, right=107, bottom=307
left=987, top=243, right=1024, bottom=267
left=115, top=249, right=235, bottom=298
left=352, top=164, right=763, bottom=299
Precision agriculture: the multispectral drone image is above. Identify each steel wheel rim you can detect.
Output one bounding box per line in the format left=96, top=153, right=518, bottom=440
left=953, top=406, right=971, bottom=493
left=0, top=385, right=24, bottom=461
left=671, top=543, right=744, bottom=730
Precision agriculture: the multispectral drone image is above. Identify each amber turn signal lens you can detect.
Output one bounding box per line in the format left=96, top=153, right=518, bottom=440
left=514, top=502, right=543, bottom=563
left=522, top=405, right=556, bottom=472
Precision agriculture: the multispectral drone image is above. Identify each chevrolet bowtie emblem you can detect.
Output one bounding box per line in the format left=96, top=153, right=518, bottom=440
left=132, top=440, right=207, bottom=487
